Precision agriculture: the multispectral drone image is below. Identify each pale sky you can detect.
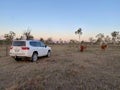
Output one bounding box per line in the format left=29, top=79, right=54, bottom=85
left=0, top=0, right=120, bottom=41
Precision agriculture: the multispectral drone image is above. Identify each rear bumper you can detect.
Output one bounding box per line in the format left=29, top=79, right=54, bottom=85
left=11, top=56, right=30, bottom=59
left=9, top=52, right=31, bottom=58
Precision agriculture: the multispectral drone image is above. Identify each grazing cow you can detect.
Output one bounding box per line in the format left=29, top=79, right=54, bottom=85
left=80, top=44, right=87, bottom=52
left=101, top=43, right=107, bottom=50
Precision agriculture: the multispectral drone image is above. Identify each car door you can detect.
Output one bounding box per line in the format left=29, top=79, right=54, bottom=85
left=40, top=41, right=48, bottom=56
left=30, top=41, right=43, bottom=57
left=36, top=41, right=45, bottom=56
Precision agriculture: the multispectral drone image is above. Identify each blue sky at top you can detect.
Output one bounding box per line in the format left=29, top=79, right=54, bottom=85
left=0, top=0, right=120, bottom=41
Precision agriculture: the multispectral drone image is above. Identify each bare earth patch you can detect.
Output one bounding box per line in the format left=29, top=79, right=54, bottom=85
left=0, top=45, right=120, bottom=90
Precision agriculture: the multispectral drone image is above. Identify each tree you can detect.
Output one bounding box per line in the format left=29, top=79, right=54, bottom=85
left=45, top=37, right=53, bottom=44
left=111, top=31, right=119, bottom=44
left=89, top=37, right=95, bottom=45
left=96, top=33, right=104, bottom=39
left=117, top=35, right=120, bottom=44
left=4, top=31, right=16, bottom=44
left=23, top=29, right=34, bottom=40
left=69, top=39, right=76, bottom=44
left=40, top=37, right=44, bottom=42
left=96, top=33, right=104, bottom=44
left=104, top=35, right=111, bottom=43
left=15, top=36, right=23, bottom=40
left=75, top=28, right=82, bottom=43
left=59, top=38, right=63, bottom=44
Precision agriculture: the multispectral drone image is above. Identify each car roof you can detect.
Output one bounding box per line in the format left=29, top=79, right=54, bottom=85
left=13, top=40, right=40, bottom=42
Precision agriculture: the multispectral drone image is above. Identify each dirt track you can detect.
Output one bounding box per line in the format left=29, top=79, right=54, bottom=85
left=0, top=45, right=120, bottom=90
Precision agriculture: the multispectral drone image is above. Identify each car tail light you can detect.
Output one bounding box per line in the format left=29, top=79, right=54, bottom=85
left=10, top=46, right=13, bottom=49
left=21, top=47, right=29, bottom=50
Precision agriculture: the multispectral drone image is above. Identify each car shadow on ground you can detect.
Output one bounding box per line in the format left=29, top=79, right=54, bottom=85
left=13, top=56, right=51, bottom=63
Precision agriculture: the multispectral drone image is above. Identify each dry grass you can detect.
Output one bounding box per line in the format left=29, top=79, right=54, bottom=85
left=0, top=45, right=9, bottom=57
left=0, top=45, right=120, bottom=90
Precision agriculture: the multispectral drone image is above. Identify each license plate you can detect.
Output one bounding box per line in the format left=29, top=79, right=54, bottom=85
left=14, top=49, right=20, bottom=52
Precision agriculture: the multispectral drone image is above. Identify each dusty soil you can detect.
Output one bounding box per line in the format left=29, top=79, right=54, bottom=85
left=0, top=45, right=120, bottom=90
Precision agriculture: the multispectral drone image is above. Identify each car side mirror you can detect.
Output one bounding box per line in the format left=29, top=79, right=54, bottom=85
left=45, top=45, right=47, bottom=48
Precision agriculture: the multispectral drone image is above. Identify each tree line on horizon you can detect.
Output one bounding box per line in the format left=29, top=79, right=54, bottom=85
left=75, top=28, right=120, bottom=45
left=1, top=28, right=120, bottom=45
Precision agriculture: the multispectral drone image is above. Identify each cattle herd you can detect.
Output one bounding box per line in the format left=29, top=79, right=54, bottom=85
left=80, top=42, right=107, bottom=52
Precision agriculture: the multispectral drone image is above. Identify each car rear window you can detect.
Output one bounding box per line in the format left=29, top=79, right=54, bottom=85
left=12, top=41, right=26, bottom=46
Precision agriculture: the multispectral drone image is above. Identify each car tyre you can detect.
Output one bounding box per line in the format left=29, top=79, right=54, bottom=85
left=47, top=51, right=51, bottom=57
left=15, top=57, right=21, bottom=61
left=31, top=53, right=38, bottom=62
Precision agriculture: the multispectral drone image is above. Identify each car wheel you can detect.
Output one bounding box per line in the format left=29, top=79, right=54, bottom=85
left=31, top=53, right=38, bottom=62
left=15, top=57, right=21, bottom=61
left=47, top=51, right=51, bottom=57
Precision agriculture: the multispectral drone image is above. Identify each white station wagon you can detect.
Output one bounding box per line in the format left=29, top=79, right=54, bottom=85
left=9, top=40, right=51, bottom=62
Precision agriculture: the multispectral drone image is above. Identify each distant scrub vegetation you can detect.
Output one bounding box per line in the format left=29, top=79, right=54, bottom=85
left=1, top=28, right=120, bottom=45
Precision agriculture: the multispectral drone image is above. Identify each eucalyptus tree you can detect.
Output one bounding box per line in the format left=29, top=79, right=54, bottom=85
left=96, top=33, right=104, bottom=45
left=4, top=31, right=16, bottom=44
left=104, top=35, right=111, bottom=43
left=111, top=31, right=119, bottom=44
left=46, top=37, right=53, bottom=44
left=75, top=28, right=82, bottom=43
left=40, top=37, right=44, bottom=42
left=89, top=37, right=95, bottom=45
left=23, top=29, right=34, bottom=40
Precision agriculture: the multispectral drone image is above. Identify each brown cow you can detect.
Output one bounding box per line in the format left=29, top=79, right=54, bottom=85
left=101, top=43, right=107, bottom=50
left=80, top=41, right=87, bottom=52
left=80, top=45, right=87, bottom=52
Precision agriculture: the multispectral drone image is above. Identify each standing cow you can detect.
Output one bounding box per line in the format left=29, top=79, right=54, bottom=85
left=100, top=42, right=108, bottom=50
left=80, top=41, right=87, bottom=52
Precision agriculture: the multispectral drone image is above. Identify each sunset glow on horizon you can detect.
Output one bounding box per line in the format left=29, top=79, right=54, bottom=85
left=0, top=0, right=120, bottom=41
